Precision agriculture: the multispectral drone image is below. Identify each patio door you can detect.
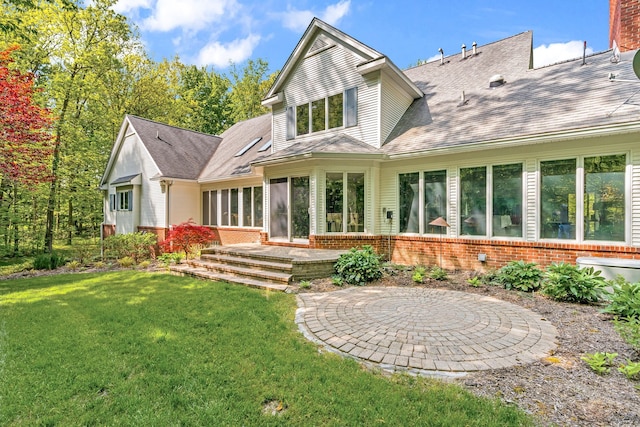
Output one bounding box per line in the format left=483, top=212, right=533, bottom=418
left=269, top=176, right=310, bottom=241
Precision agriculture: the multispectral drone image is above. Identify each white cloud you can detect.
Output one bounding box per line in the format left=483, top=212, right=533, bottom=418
left=141, top=0, right=238, bottom=32
left=196, top=34, right=261, bottom=68
left=533, top=40, right=593, bottom=68
left=112, top=0, right=153, bottom=14
left=280, top=0, right=351, bottom=32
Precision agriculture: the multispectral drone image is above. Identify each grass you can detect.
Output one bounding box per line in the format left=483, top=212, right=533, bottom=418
left=0, top=272, right=532, bottom=426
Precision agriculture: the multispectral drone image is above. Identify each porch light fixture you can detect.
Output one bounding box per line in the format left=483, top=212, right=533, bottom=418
left=428, top=216, right=450, bottom=268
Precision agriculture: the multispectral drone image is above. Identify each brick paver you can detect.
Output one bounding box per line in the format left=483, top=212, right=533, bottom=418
left=296, top=287, right=557, bottom=376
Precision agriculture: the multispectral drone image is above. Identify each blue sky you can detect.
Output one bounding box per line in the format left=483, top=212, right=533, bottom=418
left=112, top=0, right=609, bottom=72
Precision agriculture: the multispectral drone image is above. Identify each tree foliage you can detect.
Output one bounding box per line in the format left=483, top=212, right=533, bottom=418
left=161, top=220, right=217, bottom=260
left=0, top=45, right=53, bottom=185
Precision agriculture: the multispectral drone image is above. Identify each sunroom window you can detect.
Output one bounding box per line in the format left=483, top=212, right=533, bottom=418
left=460, top=167, right=486, bottom=236
left=326, top=172, right=364, bottom=233
left=424, top=170, right=447, bottom=233
left=541, top=159, right=576, bottom=239
left=492, top=164, right=522, bottom=237
left=584, top=155, right=625, bottom=241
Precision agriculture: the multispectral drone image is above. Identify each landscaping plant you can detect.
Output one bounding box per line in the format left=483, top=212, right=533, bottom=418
left=542, top=263, right=609, bottom=304
left=494, top=261, right=542, bottom=292
left=603, top=281, right=640, bottom=318
left=618, top=361, right=640, bottom=380
left=160, top=220, right=217, bottom=260
left=613, top=317, right=640, bottom=351
left=412, top=266, right=427, bottom=283
left=429, top=266, right=448, bottom=281
left=334, top=245, right=382, bottom=286
left=33, top=252, right=65, bottom=270
left=581, top=352, right=618, bottom=375
left=103, top=232, right=156, bottom=262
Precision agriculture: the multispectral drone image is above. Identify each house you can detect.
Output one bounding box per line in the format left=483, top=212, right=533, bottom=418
left=101, top=1, right=640, bottom=270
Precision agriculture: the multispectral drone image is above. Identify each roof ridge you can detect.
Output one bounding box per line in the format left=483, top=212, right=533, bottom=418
left=126, top=114, right=222, bottom=138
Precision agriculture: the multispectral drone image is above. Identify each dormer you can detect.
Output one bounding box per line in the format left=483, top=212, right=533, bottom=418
left=262, top=18, right=423, bottom=152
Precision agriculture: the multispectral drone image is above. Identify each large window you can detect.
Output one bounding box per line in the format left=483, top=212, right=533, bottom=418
left=399, top=173, right=419, bottom=233
left=460, top=167, right=486, bottom=236
left=203, top=187, right=261, bottom=227
left=221, top=189, right=229, bottom=226
left=202, top=191, right=210, bottom=225
left=493, top=164, right=522, bottom=237
left=541, top=159, right=576, bottom=239
left=253, top=186, right=263, bottom=228
left=290, top=89, right=356, bottom=137
left=584, top=155, right=625, bottom=241
left=326, top=172, right=364, bottom=233
left=424, top=170, right=447, bottom=233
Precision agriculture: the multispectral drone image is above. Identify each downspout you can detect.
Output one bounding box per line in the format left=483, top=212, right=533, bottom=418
left=163, top=180, right=174, bottom=239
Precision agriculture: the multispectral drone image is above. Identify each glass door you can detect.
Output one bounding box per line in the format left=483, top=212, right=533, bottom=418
left=269, top=178, right=288, bottom=239
left=291, top=177, right=310, bottom=239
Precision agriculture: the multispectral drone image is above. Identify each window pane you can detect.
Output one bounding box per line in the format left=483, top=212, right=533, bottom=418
left=493, top=164, right=522, bottom=237
left=211, top=190, right=217, bottom=226
left=311, top=98, right=326, bottom=133
left=296, top=104, right=309, bottom=136
left=269, top=179, right=288, bottom=239
left=243, top=187, right=252, bottom=227
left=202, top=191, right=210, bottom=225
left=424, top=170, right=447, bottom=234
left=253, top=186, right=263, bottom=228
left=326, top=173, right=343, bottom=233
left=345, top=87, right=357, bottom=127
left=584, top=155, right=625, bottom=241
left=399, top=172, right=419, bottom=233
left=347, top=173, right=365, bottom=232
left=460, top=167, right=486, bottom=236
left=286, top=106, right=295, bottom=140
left=292, top=177, right=310, bottom=238
left=328, top=93, right=343, bottom=129
left=230, top=188, right=239, bottom=226
left=221, top=189, right=229, bottom=226
left=541, top=159, right=576, bottom=239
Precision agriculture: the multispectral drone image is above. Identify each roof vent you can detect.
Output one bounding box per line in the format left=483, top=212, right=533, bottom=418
left=489, top=74, right=505, bottom=88
left=472, top=41, right=477, bottom=56
left=461, top=44, right=467, bottom=60
left=438, top=47, right=444, bottom=65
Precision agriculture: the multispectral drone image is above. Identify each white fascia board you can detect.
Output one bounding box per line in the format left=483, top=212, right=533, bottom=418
left=357, top=57, right=423, bottom=99
left=261, top=92, right=284, bottom=107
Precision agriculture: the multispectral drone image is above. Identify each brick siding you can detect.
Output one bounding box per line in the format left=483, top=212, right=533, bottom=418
left=610, top=0, right=640, bottom=51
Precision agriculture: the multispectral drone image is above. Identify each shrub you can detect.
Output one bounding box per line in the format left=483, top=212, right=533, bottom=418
left=33, top=252, right=65, bottom=270
left=93, top=261, right=107, bottom=269
left=103, top=232, right=156, bottom=262
left=494, top=261, right=542, bottom=292
left=542, top=263, right=609, bottom=304
left=299, top=280, right=312, bottom=289
left=160, top=220, right=217, bottom=260
left=334, top=245, right=382, bottom=286
left=66, top=260, right=82, bottom=271
left=412, top=266, right=426, bottom=283
left=331, top=275, right=343, bottom=286
left=467, top=276, right=482, bottom=287
left=614, top=317, right=640, bottom=351
left=138, top=260, right=151, bottom=269
left=602, top=281, right=640, bottom=318
left=429, top=266, right=448, bottom=281
left=117, top=256, right=135, bottom=268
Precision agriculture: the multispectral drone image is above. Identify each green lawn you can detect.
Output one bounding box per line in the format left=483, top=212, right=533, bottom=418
left=0, top=272, right=532, bottom=426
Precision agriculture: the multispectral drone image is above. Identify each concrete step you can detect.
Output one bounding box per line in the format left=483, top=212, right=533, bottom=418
left=202, top=246, right=296, bottom=264
left=186, top=259, right=292, bottom=285
left=199, top=253, right=293, bottom=274
left=170, top=265, right=292, bottom=292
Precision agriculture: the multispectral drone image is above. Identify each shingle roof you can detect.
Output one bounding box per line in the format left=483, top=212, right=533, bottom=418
left=253, top=132, right=383, bottom=165
left=127, top=115, right=222, bottom=180
left=198, top=113, right=272, bottom=181
left=383, top=32, right=640, bottom=155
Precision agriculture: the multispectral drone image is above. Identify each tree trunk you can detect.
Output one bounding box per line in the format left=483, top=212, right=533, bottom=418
left=12, top=184, right=18, bottom=256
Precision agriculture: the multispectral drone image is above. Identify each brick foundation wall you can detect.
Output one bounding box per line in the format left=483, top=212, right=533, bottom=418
left=213, top=227, right=261, bottom=245
left=610, top=0, right=640, bottom=51
left=307, top=234, right=640, bottom=270
left=102, top=224, right=116, bottom=239
left=137, top=226, right=168, bottom=243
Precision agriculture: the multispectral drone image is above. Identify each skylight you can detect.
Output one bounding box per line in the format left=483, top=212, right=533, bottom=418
left=235, top=137, right=262, bottom=157
left=258, top=139, right=272, bottom=152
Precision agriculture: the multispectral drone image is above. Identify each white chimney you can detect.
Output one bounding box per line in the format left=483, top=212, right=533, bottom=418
left=461, top=44, right=467, bottom=59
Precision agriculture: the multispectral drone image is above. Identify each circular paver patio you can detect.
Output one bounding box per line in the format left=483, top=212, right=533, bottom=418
left=296, top=287, right=557, bottom=376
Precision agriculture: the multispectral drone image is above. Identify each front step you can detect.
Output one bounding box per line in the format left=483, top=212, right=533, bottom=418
left=170, top=264, right=291, bottom=292
left=186, top=258, right=292, bottom=285
left=199, top=253, right=293, bottom=275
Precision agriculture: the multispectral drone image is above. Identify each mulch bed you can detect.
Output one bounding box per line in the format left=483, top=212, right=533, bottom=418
left=296, top=268, right=640, bottom=427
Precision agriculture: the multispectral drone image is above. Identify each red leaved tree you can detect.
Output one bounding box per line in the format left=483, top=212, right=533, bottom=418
left=0, top=45, right=54, bottom=186
left=160, top=219, right=217, bottom=259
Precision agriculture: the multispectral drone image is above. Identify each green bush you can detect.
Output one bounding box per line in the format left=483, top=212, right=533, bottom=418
left=117, top=256, right=135, bottom=268
left=66, top=260, right=82, bottom=271
left=429, top=266, right=448, bottom=281
left=603, top=281, right=640, bottom=318
left=103, top=232, right=156, bottom=262
left=614, top=317, right=640, bottom=351
left=33, top=252, right=65, bottom=270
left=542, top=263, right=609, bottom=304
left=494, top=260, right=543, bottom=292
left=412, top=266, right=426, bottom=283
left=334, top=245, right=382, bottom=286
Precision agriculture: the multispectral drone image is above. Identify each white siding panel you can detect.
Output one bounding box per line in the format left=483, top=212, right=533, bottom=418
left=526, top=159, right=538, bottom=241
left=631, top=147, right=640, bottom=246
left=378, top=166, right=398, bottom=234
left=273, top=40, right=381, bottom=151
left=380, top=74, right=413, bottom=144
left=169, top=181, right=200, bottom=226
